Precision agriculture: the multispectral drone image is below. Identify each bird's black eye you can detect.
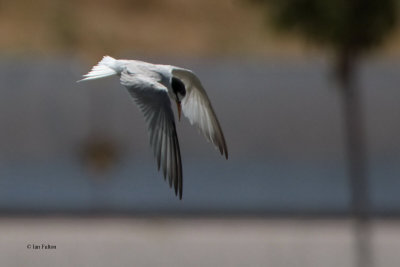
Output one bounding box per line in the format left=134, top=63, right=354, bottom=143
left=171, top=77, right=186, bottom=97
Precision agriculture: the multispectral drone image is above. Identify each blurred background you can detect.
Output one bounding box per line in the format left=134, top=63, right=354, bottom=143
left=0, top=0, right=399, bottom=266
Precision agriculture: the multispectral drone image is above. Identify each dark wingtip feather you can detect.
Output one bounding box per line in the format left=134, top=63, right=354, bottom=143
left=219, top=145, right=228, bottom=160
left=223, top=142, right=228, bottom=159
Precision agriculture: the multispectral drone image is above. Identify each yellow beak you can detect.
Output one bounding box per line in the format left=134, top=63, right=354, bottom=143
left=176, top=101, right=182, bottom=121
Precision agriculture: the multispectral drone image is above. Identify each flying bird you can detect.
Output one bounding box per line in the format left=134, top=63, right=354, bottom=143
left=79, top=56, right=228, bottom=199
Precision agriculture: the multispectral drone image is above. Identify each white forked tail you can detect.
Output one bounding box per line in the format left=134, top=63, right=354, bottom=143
left=78, top=56, right=118, bottom=82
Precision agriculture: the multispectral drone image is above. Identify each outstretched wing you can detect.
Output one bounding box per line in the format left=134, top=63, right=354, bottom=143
left=172, top=68, right=228, bottom=159
left=120, top=71, right=183, bottom=199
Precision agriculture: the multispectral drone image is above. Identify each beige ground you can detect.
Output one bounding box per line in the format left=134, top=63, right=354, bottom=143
left=1, top=0, right=399, bottom=60
left=0, top=217, right=399, bottom=267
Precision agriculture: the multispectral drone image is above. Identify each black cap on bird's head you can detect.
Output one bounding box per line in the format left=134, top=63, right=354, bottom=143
left=171, top=77, right=186, bottom=120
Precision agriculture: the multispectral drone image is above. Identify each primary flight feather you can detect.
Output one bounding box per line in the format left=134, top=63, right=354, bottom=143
left=79, top=56, right=228, bottom=199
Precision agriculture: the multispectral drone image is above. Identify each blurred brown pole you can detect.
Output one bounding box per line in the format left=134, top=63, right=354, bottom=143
left=337, top=48, right=372, bottom=267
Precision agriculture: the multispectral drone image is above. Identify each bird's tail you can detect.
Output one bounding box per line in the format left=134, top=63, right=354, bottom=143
left=78, top=56, right=119, bottom=82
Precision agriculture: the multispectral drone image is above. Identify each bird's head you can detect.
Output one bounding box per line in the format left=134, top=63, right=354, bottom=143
left=171, top=77, right=186, bottom=120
